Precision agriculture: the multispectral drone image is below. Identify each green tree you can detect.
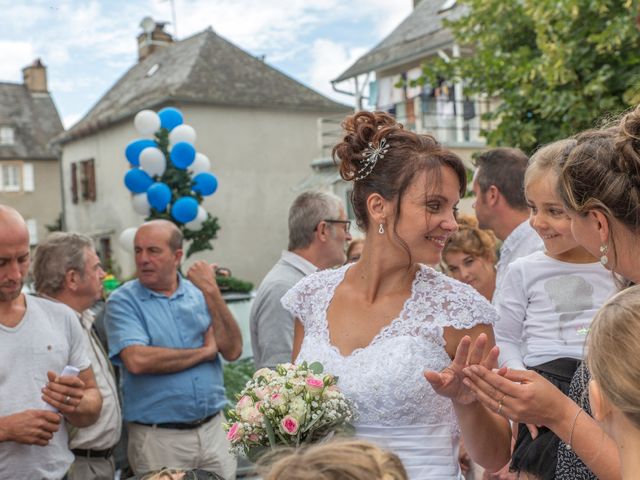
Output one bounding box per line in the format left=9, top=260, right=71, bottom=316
left=148, top=129, right=220, bottom=257
left=422, top=0, right=640, bottom=153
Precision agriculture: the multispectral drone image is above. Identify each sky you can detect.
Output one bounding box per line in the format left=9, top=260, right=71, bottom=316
left=0, top=0, right=414, bottom=129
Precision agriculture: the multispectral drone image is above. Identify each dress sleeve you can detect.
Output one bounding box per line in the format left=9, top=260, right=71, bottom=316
left=494, top=262, right=528, bottom=370
left=280, top=274, right=314, bottom=328
left=436, top=278, right=498, bottom=331
left=104, top=289, right=150, bottom=366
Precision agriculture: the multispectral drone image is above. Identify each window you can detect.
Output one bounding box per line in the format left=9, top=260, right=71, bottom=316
left=0, top=126, right=14, bottom=145
left=70, top=158, right=96, bottom=203
left=0, top=162, right=21, bottom=192
left=0, top=162, right=34, bottom=192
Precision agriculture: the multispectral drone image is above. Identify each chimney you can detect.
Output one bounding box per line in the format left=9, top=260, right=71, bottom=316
left=22, top=58, right=48, bottom=92
left=137, top=17, right=173, bottom=61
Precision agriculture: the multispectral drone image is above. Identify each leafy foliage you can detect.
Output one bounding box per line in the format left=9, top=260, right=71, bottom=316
left=216, top=275, right=254, bottom=293
left=421, top=0, right=640, bottom=153
left=146, top=129, right=220, bottom=257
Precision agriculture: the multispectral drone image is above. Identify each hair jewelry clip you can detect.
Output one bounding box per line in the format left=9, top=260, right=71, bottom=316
left=355, top=137, right=389, bottom=181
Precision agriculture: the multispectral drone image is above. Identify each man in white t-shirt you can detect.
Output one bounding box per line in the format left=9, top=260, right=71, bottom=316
left=0, top=205, right=102, bottom=479
left=472, top=148, right=544, bottom=304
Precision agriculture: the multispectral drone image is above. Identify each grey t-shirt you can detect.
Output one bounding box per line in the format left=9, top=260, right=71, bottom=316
left=0, top=295, right=91, bottom=479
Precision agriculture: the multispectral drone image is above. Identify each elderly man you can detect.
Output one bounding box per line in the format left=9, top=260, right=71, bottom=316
left=250, top=190, right=352, bottom=369
left=0, top=206, right=102, bottom=479
left=472, top=147, right=543, bottom=304
left=105, top=220, right=242, bottom=478
left=33, top=233, right=121, bottom=480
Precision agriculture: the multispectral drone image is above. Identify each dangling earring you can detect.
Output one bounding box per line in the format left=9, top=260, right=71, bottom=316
left=599, top=244, right=609, bottom=266
left=378, top=223, right=385, bottom=235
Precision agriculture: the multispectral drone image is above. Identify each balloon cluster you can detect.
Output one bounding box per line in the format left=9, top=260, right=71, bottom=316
left=123, top=107, right=218, bottom=230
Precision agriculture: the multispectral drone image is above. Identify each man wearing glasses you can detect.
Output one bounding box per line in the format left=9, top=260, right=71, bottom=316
left=250, top=190, right=351, bottom=369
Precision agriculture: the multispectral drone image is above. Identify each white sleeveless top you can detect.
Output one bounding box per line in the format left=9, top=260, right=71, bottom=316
left=282, top=263, right=497, bottom=480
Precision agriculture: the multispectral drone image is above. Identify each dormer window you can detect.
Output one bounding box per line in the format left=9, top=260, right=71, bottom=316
left=0, top=126, right=14, bottom=145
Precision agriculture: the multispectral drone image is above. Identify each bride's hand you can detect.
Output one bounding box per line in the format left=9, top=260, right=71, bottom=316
left=424, top=333, right=499, bottom=405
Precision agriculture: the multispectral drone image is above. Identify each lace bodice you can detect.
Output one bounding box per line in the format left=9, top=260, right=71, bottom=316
left=282, top=264, right=497, bottom=479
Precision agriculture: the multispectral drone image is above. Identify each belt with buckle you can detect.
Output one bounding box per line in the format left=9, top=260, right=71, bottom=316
left=72, top=447, right=114, bottom=459
left=134, top=411, right=219, bottom=430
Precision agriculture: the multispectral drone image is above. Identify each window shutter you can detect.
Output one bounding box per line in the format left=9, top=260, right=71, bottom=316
left=71, top=163, right=78, bottom=204
left=22, top=163, right=34, bottom=192
left=87, top=159, right=96, bottom=201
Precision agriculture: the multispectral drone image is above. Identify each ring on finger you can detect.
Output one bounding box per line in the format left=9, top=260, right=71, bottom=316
left=64, top=395, right=71, bottom=405
left=497, top=399, right=504, bottom=415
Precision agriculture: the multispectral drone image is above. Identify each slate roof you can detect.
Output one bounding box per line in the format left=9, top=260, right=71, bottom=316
left=0, top=82, right=64, bottom=159
left=334, top=0, right=465, bottom=82
left=58, top=28, right=350, bottom=144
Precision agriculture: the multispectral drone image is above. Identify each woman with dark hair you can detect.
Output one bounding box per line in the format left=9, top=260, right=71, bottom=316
left=441, top=215, right=497, bottom=302
left=281, top=111, right=511, bottom=479
left=462, top=105, right=640, bottom=480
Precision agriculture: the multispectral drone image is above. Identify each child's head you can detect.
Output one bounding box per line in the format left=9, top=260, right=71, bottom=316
left=260, top=439, right=408, bottom=480
left=524, top=139, right=587, bottom=259
left=587, top=285, right=640, bottom=437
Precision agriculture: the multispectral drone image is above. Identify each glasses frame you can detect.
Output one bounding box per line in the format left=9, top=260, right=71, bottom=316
left=316, top=219, right=351, bottom=233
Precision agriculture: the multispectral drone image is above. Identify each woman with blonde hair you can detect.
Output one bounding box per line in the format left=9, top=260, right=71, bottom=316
left=261, top=439, right=408, bottom=480
left=587, top=285, right=640, bottom=480
left=442, top=215, right=497, bottom=301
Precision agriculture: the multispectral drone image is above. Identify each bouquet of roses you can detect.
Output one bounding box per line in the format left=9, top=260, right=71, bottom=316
left=224, top=361, right=355, bottom=458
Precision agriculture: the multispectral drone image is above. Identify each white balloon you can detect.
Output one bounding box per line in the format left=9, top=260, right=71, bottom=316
left=189, top=153, right=211, bottom=176
left=118, top=227, right=138, bottom=254
left=134, top=110, right=161, bottom=136
left=169, top=124, right=197, bottom=145
left=185, top=206, right=207, bottom=230
left=131, top=193, right=150, bottom=216
left=139, top=147, right=166, bottom=177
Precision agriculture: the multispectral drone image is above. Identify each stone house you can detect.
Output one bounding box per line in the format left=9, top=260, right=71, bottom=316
left=56, top=20, right=351, bottom=283
left=0, top=59, right=64, bottom=245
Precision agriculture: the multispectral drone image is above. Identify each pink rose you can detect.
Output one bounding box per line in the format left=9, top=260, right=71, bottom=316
left=305, top=376, right=324, bottom=394
left=247, top=433, right=259, bottom=442
left=270, top=393, right=286, bottom=407
left=240, top=406, right=263, bottom=426
left=254, top=387, right=269, bottom=400
left=280, top=415, right=299, bottom=435
left=226, top=422, right=244, bottom=442
left=236, top=395, right=253, bottom=411
left=255, top=401, right=264, bottom=412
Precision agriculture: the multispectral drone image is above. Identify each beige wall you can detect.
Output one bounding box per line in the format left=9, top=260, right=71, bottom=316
left=61, top=104, right=348, bottom=284
left=0, top=158, right=61, bottom=245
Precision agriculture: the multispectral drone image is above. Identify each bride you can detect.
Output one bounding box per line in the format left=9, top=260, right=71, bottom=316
left=282, top=111, right=510, bottom=479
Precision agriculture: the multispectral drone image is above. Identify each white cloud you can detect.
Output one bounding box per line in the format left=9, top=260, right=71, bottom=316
left=307, top=38, right=367, bottom=105
left=0, top=41, right=36, bottom=81
left=62, top=112, right=83, bottom=130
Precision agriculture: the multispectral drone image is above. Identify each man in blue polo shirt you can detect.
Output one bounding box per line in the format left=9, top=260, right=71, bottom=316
left=105, top=220, right=242, bottom=478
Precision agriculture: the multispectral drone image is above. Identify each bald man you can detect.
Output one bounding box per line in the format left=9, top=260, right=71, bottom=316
left=105, top=220, right=241, bottom=478
left=0, top=206, right=102, bottom=479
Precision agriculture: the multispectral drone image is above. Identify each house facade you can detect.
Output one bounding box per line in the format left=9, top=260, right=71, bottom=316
left=57, top=21, right=351, bottom=283
left=0, top=59, right=64, bottom=246
left=332, top=0, right=499, bottom=164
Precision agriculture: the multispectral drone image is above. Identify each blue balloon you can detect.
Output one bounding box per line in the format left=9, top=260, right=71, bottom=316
left=171, top=197, right=199, bottom=223
left=124, top=168, right=153, bottom=193
left=170, top=142, right=196, bottom=169
left=158, top=107, right=183, bottom=131
left=147, top=182, right=172, bottom=212
left=192, top=172, right=218, bottom=196
left=125, top=139, right=157, bottom=166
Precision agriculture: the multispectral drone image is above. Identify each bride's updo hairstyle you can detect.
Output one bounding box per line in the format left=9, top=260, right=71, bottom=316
left=587, top=285, right=640, bottom=430
left=332, top=111, right=466, bottom=234
left=559, top=106, right=640, bottom=268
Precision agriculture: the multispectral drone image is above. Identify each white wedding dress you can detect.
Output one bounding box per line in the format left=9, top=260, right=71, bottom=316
left=282, top=263, right=497, bottom=480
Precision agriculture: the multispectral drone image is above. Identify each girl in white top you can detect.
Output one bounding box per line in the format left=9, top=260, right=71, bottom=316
left=494, top=139, right=617, bottom=479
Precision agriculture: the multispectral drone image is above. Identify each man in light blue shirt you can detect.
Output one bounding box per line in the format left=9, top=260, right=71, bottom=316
left=105, top=220, right=242, bottom=478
